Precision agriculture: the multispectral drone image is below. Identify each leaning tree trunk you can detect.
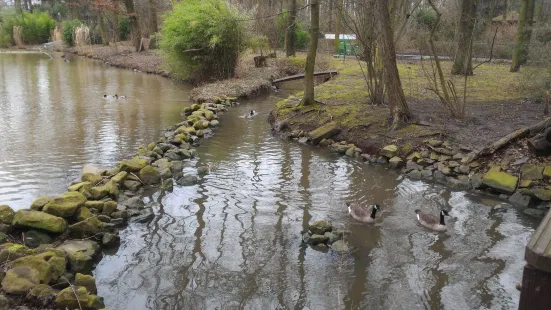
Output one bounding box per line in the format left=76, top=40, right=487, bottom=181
left=451, top=0, right=476, bottom=76
left=511, top=0, right=536, bottom=72
left=286, top=0, right=297, bottom=57
left=376, top=0, right=410, bottom=125
left=302, top=0, right=320, bottom=106
left=124, top=0, right=141, bottom=51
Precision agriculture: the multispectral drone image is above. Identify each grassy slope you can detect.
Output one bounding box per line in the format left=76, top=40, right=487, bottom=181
left=272, top=57, right=525, bottom=152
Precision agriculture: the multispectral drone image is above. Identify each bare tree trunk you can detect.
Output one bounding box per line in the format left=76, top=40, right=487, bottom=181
left=302, top=0, right=320, bottom=106
left=286, top=0, right=297, bottom=57
left=15, top=0, right=22, bottom=15
left=503, top=0, right=508, bottom=20
left=451, top=0, right=476, bottom=75
left=149, top=0, right=158, bottom=34
left=376, top=0, right=410, bottom=125
left=511, top=0, right=536, bottom=72
left=124, top=0, right=141, bottom=51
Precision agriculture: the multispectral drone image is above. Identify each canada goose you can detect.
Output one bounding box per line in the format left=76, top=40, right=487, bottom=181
left=347, top=202, right=380, bottom=223
left=415, top=209, right=450, bottom=232
left=114, top=94, right=119, bottom=99
left=119, top=95, right=127, bottom=99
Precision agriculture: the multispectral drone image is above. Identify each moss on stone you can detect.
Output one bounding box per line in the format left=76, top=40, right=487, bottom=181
left=482, top=168, right=518, bottom=194
left=12, top=210, right=67, bottom=233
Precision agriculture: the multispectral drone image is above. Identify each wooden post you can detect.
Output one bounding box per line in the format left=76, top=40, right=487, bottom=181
left=519, top=209, right=551, bottom=309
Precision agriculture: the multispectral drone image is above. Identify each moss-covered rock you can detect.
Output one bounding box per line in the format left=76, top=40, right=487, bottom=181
left=76, top=207, right=93, bottom=222
left=24, top=230, right=53, bottom=248
left=1, top=266, right=40, bottom=294
left=43, top=192, right=87, bottom=218
left=88, top=294, right=105, bottom=309
left=12, top=210, right=67, bottom=233
left=0, top=205, right=15, bottom=225
left=139, top=165, right=161, bottom=186
left=123, top=180, right=142, bottom=192
left=527, top=187, right=551, bottom=201
left=482, top=167, right=518, bottom=194
left=406, top=152, right=422, bottom=161
left=309, top=220, right=332, bottom=235
left=102, top=201, right=117, bottom=216
left=56, top=240, right=100, bottom=273
left=46, top=255, right=66, bottom=282
left=120, top=157, right=149, bottom=172
left=204, top=110, right=214, bottom=120
left=81, top=173, right=103, bottom=186
left=69, top=216, right=104, bottom=238
left=544, top=166, right=551, bottom=180
left=389, top=157, right=404, bottom=169
left=210, top=120, right=220, bottom=127
left=84, top=201, right=104, bottom=212
left=521, top=164, right=544, bottom=180
left=0, top=243, right=34, bottom=263
left=89, top=180, right=119, bottom=200
left=68, top=181, right=93, bottom=193
left=111, top=171, right=128, bottom=184
left=309, top=234, right=329, bottom=245
left=380, top=145, right=398, bottom=158
left=30, top=196, right=54, bottom=211
left=8, top=254, right=52, bottom=284
left=28, top=283, right=56, bottom=299
left=75, top=273, right=97, bottom=294
left=308, top=122, right=341, bottom=144
left=55, top=286, right=90, bottom=309
left=519, top=180, right=534, bottom=188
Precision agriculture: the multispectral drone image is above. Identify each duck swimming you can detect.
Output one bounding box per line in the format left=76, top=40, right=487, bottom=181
left=347, top=202, right=380, bottom=223
left=415, top=209, right=450, bottom=232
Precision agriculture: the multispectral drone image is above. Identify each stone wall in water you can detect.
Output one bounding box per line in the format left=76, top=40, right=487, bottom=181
left=0, top=97, right=237, bottom=309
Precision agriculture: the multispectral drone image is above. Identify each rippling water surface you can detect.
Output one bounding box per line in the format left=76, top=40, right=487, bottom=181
left=94, top=96, right=538, bottom=309
left=0, top=54, right=540, bottom=309
left=0, top=53, right=191, bottom=210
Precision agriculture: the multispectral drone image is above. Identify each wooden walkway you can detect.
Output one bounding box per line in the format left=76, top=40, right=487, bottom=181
left=519, top=209, right=551, bottom=309
left=272, top=71, right=339, bottom=84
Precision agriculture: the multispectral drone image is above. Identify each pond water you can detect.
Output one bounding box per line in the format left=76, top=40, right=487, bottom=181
left=0, top=54, right=539, bottom=310
left=0, top=52, right=191, bottom=210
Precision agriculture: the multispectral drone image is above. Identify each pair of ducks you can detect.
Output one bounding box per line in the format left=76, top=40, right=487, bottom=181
left=347, top=202, right=450, bottom=232
left=103, top=94, right=127, bottom=99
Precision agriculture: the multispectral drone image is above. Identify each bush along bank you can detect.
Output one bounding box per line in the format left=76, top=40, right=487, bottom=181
left=273, top=123, right=550, bottom=219
left=0, top=98, right=237, bottom=309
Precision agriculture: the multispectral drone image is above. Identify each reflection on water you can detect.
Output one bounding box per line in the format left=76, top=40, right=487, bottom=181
left=0, top=53, right=192, bottom=210
left=93, top=93, right=538, bottom=310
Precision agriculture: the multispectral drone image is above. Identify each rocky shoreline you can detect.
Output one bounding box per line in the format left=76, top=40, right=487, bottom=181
left=0, top=98, right=237, bottom=309
left=269, top=118, right=551, bottom=219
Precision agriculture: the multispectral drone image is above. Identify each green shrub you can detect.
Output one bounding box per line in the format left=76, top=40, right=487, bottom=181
left=119, top=17, right=130, bottom=41
left=160, top=0, right=246, bottom=82
left=62, top=19, right=82, bottom=46
left=0, top=28, right=10, bottom=47
left=246, top=34, right=270, bottom=53
left=415, top=7, right=436, bottom=31
left=1, top=10, right=55, bottom=45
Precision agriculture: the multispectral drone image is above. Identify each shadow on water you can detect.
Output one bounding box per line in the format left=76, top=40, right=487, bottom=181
left=4, top=54, right=538, bottom=309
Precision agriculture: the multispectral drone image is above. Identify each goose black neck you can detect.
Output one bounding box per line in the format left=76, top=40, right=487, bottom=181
left=440, top=212, right=445, bottom=225
left=370, top=208, right=377, bottom=219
